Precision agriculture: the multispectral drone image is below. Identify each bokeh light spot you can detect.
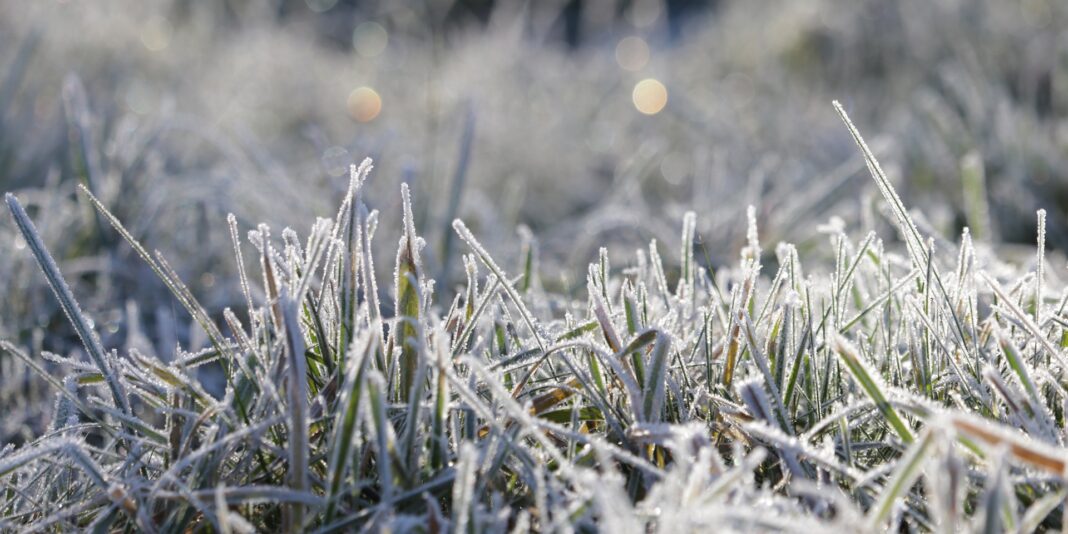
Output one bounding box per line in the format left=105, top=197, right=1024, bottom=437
left=353, top=22, right=388, bottom=58
left=306, top=0, right=337, bottom=13
left=322, top=146, right=351, bottom=176
left=632, top=78, right=667, bottom=115
left=140, top=16, right=172, bottom=52
left=124, top=80, right=154, bottom=114
left=615, top=36, right=649, bottom=71
left=627, top=0, right=662, bottom=28
left=347, top=87, right=382, bottom=122
left=660, top=151, right=691, bottom=184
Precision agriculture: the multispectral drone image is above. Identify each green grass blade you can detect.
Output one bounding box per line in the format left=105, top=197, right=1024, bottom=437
left=833, top=335, right=914, bottom=444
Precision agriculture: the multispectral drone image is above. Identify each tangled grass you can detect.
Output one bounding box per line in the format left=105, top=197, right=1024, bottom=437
left=2, top=102, right=1068, bottom=532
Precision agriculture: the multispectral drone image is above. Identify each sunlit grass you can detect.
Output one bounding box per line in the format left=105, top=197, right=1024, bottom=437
left=1, top=104, right=1068, bottom=531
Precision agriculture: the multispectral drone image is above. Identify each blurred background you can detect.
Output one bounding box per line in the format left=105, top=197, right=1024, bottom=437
left=0, top=0, right=1066, bottom=442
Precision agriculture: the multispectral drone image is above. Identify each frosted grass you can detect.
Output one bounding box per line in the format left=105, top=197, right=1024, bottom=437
left=3, top=105, right=1068, bottom=531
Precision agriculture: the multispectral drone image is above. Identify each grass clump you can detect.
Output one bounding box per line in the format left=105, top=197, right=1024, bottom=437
left=3, top=104, right=1068, bottom=532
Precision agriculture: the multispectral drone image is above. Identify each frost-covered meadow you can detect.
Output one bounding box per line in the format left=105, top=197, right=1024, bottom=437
left=2, top=0, right=1068, bottom=531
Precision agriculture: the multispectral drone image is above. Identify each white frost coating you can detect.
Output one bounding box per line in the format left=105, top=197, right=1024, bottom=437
left=648, top=239, right=671, bottom=304
left=834, top=101, right=929, bottom=269
left=399, top=183, right=422, bottom=267
left=983, top=272, right=1068, bottom=374
left=317, top=158, right=372, bottom=307
left=1036, top=209, right=1046, bottom=322
left=463, top=253, right=479, bottom=309
left=452, top=219, right=546, bottom=352
left=817, top=215, right=845, bottom=236
left=5, top=193, right=130, bottom=417
left=451, top=443, right=478, bottom=533
left=10, top=104, right=1068, bottom=531
left=0, top=439, right=69, bottom=478
left=782, top=289, right=803, bottom=309
left=227, top=213, right=256, bottom=317
left=679, top=211, right=697, bottom=301
left=281, top=227, right=302, bottom=260
left=742, top=205, right=760, bottom=262
left=393, top=183, right=426, bottom=321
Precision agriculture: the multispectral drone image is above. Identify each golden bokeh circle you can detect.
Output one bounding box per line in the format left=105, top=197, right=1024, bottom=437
left=347, top=87, right=382, bottom=122
left=632, top=78, right=667, bottom=115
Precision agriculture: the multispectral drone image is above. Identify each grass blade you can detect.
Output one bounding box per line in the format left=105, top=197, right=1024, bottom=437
left=833, top=334, right=914, bottom=444
left=5, top=194, right=129, bottom=416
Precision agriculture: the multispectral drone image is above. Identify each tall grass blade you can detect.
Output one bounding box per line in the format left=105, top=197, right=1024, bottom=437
left=395, top=183, right=424, bottom=402
left=281, top=294, right=309, bottom=532
left=5, top=194, right=129, bottom=416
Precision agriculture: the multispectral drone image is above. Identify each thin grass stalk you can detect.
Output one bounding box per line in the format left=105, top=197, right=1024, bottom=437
left=5, top=194, right=130, bottom=416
